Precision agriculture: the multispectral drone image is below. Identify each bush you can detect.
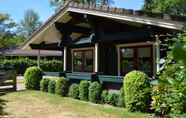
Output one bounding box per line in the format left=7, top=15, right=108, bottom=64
left=79, top=81, right=90, bottom=101
left=117, top=87, right=125, bottom=107
left=0, top=57, right=63, bottom=74
left=107, top=91, right=119, bottom=106
left=48, top=79, right=56, bottom=94
left=40, top=78, right=50, bottom=92
left=124, top=70, right=151, bottom=112
left=101, top=90, right=108, bottom=104
left=89, top=82, right=102, bottom=103
left=55, top=77, right=69, bottom=96
left=24, top=66, right=43, bottom=90
left=68, top=84, right=79, bottom=99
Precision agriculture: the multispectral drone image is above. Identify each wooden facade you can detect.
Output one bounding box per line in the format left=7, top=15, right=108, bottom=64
left=22, top=2, right=186, bottom=89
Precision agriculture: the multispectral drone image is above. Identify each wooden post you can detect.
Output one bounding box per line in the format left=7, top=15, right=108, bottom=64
left=95, top=43, right=98, bottom=72
left=37, top=49, right=41, bottom=68
left=63, top=47, right=67, bottom=72
left=155, top=35, right=160, bottom=73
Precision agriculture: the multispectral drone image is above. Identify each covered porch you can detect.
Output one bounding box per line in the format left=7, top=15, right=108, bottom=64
left=22, top=3, right=184, bottom=89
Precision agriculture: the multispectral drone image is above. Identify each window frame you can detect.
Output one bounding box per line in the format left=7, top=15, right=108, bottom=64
left=71, top=47, right=95, bottom=73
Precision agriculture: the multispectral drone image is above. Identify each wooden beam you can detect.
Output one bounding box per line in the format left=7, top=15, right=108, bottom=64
left=55, top=22, right=92, bottom=33
left=30, top=42, right=62, bottom=50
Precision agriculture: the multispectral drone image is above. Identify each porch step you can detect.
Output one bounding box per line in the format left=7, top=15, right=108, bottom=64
left=98, top=75, right=123, bottom=83
left=66, top=72, right=92, bottom=80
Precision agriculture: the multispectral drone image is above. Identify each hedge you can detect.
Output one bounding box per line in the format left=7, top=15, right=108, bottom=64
left=124, top=70, right=151, bottom=112
left=48, top=79, right=56, bottom=94
left=79, top=81, right=90, bottom=101
left=68, top=84, right=79, bottom=99
left=0, top=58, right=63, bottom=74
left=40, top=78, right=50, bottom=92
left=24, top=66, right=43, bottom=90
left=89, top=82, right=102, bottom=103
left=55, top=77, right=69, bottom=96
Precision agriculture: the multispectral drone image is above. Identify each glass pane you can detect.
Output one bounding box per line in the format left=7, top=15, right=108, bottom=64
left=138, top=47, right=151, bottom=58
left=84, top=50, right=93, bottom=72
left=138, top=47, right=152, bottom=75
left=73, top=51, right=83, bottom=72
left=120, top=48, right=135, bottom=75
left=121, top=48, right=134, bottom=58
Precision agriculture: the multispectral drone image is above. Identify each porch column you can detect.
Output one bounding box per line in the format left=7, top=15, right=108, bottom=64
left=63, top=46, right=67, bottom=72
left=155, top=35, right=160, bottom=73
left=95, top=43, right=99, bottom=72
left=37, top=49, right=40, bottom=68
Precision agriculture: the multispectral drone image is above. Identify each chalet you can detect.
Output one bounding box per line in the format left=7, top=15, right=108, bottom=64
left=22, top=2, right=186, bottom=89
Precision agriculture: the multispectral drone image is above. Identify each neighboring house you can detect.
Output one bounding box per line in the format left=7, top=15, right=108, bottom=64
left=22, top=2, right=186, bottom=89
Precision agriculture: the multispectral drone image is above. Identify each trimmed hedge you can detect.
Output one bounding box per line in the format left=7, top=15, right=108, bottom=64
left=48, top=80, right=56, bottom=94
left=55, top=77, right=69, bottom=96
left=24, top=66, right=43, bottom=90
left=101, top=90, right=108, bottom=104
left=68, top=84, right=79, bottom=99
left=0, top=58, right=63, bottom=74
left=107, top=91, right=120, bottom=106
left=40, top=78, right=50, bottom=92
left=124, top=70, right=151, bottom=112
left=117, top=87, right=125, bottom=107
left=89, top=82, right=102, bottom=103
left=79, top=80, right=90, bottom=101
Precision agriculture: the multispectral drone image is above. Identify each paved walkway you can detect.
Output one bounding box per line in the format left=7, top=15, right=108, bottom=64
left=16, top=76, right=25, bottom=91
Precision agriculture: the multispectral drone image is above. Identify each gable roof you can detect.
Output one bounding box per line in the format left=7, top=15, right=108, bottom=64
left=22, top=2, right=186, bottom=50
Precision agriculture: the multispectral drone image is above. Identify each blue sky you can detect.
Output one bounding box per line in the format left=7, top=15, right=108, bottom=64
left=0, top=0, right=144, bottom=23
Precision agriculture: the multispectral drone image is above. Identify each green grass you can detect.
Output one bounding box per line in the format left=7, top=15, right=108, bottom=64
left=1, top=90, right=150, bottom=118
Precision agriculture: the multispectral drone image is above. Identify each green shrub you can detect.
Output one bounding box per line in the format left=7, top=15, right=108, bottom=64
left=124, top=70, right=151, bottom=112
left=0, top=57, right=63, bottom=74
left=48, top=80, right=56, bottom=94
left=68, top=84, right=79, bottom=99
left=79, top=81, right=90, bottom=101
left=40, top=78, right=50, bottom=92
left=107, top=91, right=120, bottom=106
left=89, top=82, right=102, bottom=103
left=101, top=90, right=108, bottom=104
left=55, top=77, right=69, bottom=96
left=117, top=87, right=125, bottom=107
left=24, top=66, right=43, bottom=90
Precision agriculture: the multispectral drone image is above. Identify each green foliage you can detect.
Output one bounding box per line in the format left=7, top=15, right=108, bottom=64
left=24, top=66, right=43, bottom=90
left=55, top=77, right=69, bottom=96
left=40, top=78, right=50, bottom=92
left=88, top=82, right=102, bottom=103
left=18, top=9, right=42, bottom=38
left=79, top=80, right=90, bottom=101
left=117, top=87, right=125, bottom=107
left=101, top=90, right=108, bottom=104
left=124, top=70, right=151, bottom=112
left=0, top=13, right=24, bottom=48
left=107, top=91, right=120, bottom=106
left=0, top=57, right=63, bottom=74
left=48, top=79, right=56, bottom=94
left=143, top=0, right=186, bottom=15
left=68, top=84, right=79, bottom=99
left=49, top=0, right=111, bottom=9
left=151, top=31, right=186, bottom=117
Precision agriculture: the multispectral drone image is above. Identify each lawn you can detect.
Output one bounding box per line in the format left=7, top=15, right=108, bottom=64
left=0, top=90, right=150, bottom=118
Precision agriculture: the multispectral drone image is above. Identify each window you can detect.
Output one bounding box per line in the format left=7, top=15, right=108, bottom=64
left=73, top=49, right=94, bottom=72
left=120, top=46, right=152, bottom=76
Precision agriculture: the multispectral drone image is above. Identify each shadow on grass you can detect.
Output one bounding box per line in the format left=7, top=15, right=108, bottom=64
left=0, top=92, right=9, bottom=117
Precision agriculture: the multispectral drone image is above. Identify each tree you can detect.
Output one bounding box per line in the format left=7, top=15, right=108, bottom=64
left=18, top=9, right=42, bottom=38
left=143, top=0, right=186, bottom=16
left=49, top=0, right=112, bottom=9
left=0, top=13, right=24, bottom=49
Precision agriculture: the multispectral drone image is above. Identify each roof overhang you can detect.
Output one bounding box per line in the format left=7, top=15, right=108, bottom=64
left=22, top=2, right=186, bottom=50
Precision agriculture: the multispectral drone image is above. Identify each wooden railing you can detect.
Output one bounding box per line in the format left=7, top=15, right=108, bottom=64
left=0, top=70, right=16, bottom=93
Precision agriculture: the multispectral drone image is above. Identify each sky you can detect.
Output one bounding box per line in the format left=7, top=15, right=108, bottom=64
left=0, top=0, right=144, bottom=23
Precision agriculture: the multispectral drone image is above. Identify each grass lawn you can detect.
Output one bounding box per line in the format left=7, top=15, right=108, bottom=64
left=0, top=90, right=150, bottom=118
